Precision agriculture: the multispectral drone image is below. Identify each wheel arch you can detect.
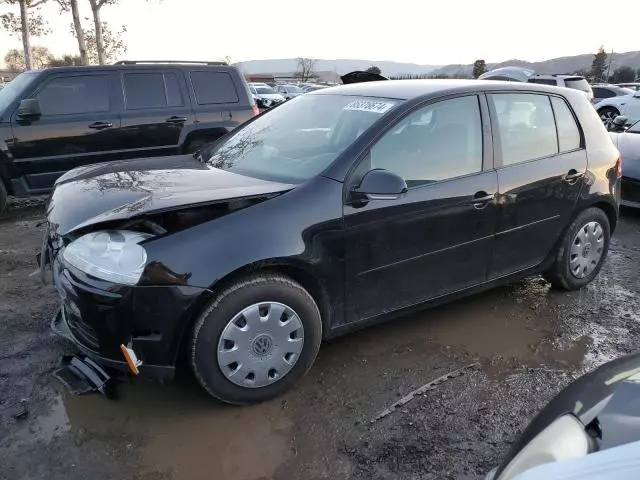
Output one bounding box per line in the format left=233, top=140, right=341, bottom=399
left=181, top=127, right=229, bottom=153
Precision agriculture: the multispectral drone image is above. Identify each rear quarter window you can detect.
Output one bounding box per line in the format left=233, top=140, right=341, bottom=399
left=190, top=71, right=239, bottom=105
left=551, top=97, right=581, bottom=152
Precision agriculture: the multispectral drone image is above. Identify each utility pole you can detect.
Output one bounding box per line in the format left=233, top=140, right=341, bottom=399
left=605, top=49, right=614, bottom=83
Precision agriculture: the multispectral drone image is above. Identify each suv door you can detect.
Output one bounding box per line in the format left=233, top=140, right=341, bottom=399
left=118, top=69, right=194, bottom=157
left=487, top=93, right=587, bottom=278
left=8, top=71, right=119, bottom=194
left=344, top=95, right=499, bottom=321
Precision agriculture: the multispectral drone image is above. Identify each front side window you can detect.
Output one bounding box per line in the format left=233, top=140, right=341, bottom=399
left=123, top=73, right=165, bottom=109
left=205, top=94, right=400, bottom=183
left=551, top=97, right=581, bottom=152
left=370, top=95, right=483, bottom=187
left=490, top=93, right=558, bottom=166
left=593, top=87, right=614, bottom=99
left=36, top=75, right=109, bottom=115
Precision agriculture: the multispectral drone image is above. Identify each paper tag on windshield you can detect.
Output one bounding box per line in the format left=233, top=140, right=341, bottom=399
left=343, top=100, right=395, bottom=114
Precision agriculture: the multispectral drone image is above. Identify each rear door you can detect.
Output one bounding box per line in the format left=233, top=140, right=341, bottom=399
left=8, top=71, right=120, bottom=193
left=117, top=69, right=194, bottom=157
left=344, top=95, right=499, bottom=321
left=487, top=92, right=587, bottom=278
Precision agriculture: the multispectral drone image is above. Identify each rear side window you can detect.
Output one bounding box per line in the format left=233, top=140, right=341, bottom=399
left=528, top=78, right=557, bottom=86
left=551, top=97, right=581, bottom=152
left=36, top=75, right=109, bottom=115
left=593, top=87, right=615, bottom=99
left=563, top=78, right=591, bottom=93
left=490, top=93, right=558, bottom=166
left=123, top=72, right=184, bottom=110
left=190, top=71, right=239, bottom=105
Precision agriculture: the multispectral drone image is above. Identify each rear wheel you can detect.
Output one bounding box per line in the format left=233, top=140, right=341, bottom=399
left=185, top=136, right=214, bottom=154
left=598, top=107, right=620, bottom=130
left=0, top=181, right=7, bottom=217
left=544, top=208, right=610, bottom=290
left=190, top=273, right=322, bottom=404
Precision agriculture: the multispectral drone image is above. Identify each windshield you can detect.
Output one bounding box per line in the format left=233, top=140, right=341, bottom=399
left=205, top=94, right=400, bottom=183
left=627, top=120, right=640, bottom=133
left=0, top=71, right=38, bottom=116
left=285, top=85, right=302, bottom=93
left=256, top=86, right=276, bottom=94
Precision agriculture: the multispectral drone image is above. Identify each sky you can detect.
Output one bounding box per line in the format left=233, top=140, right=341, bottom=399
left=0, top=0, right=637, bottom=68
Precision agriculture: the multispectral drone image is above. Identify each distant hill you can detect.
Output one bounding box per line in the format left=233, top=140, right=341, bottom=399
left=236, top=58, right=439, bottom=77
left=431, top=50, right=640, bottom=77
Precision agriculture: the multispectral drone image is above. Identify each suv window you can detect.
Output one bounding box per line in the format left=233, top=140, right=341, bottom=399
left=370, top=95, right=483, bottom=187
left=528, top=78, right=557, bottom=86
left=123, top=72, right=183, bottom=110
left=563, top=78, right=591, bottom=93
left=490, top=93, right=557, bottom=165
left=36, top=75, right=109, bottom=115
left=551, top=97, right=581, bottom=152
left=190, top=71, right=238, bottom=105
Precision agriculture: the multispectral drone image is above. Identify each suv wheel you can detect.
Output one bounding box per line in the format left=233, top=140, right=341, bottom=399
left=544, top=207, right=611, bottom=290
left=190, top=273, right=322, bottom=404
left=598, top=107, right=620, bottom=130
left=0, top=181, right=7, bottom=217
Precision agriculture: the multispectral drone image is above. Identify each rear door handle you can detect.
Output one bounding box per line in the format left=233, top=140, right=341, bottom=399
left=471, top=191, right=495, bottom=209
left=165, top=116, right=188, bottom=124
left=88, top=121, right=113, bottom=130
left=563, top=169, right=584, bottom=183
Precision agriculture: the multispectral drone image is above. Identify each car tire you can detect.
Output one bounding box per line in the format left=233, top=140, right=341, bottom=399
left=0, top=180, right=7, bottom=217
left=598, top=107, right=620, bottom=130
left=543, top=207, right=611, bottom=290
left=185, top=137, right=213, bottom=154
left=189, top=273, right=322, bottom=405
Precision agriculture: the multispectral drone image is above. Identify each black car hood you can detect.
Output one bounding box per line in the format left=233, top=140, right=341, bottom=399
left=340, top=71, right=389, bottom=84
left=48, top=154, right=294, bottom=235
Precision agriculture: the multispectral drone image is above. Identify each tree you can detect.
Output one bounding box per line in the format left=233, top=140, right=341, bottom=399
left=3, top=45, right=52, bottom=71
left=295, top=57, right=316, bottom=82
left=220, top=54, right=232, bottom=65
left=87, top=0, right=118, bottom=65
left=0, top=0, right=50, bottom=70
left=48, top=53, right=83, bottom=66
left=56, top=0, right=87, bottom=64
left=591, top=46, right=608, bottom=83
left=78, top=21, right=126, bottom=64
left=472, top=59, right=487, bottom=79
left=365, top=65, right=381, bottom=75
left=613, top=65, right=635, bottom=84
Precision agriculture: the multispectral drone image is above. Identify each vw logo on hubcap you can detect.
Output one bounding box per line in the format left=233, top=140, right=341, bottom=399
left=252, top=334, right=273, bottom=356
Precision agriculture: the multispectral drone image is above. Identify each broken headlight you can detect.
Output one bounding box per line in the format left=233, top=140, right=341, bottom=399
left=62, top=230, right=152, bottom=285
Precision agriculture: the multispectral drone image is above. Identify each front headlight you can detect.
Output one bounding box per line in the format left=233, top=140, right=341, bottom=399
left=62, top=230, right=152, bottom=285
left=496, top=414, right=590, bottom=480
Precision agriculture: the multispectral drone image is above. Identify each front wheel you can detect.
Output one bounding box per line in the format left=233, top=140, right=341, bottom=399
left=544, top=208, right=611, bottom=290
left=190, top=273, right=322, bottom=404
left=598, top=107, right=620, bottom=130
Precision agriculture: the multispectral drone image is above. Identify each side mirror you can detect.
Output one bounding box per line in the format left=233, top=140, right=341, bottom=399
left=611, top=115, right=628, bottom=131
left=17, top=98, right=41, bottom=120
left=634, top=90, right=640, bottom=98
left=352, top=168, right=407, bottom=202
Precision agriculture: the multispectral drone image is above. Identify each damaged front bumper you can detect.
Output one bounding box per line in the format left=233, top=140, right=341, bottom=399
left=49, top=253, right=213, bottom=380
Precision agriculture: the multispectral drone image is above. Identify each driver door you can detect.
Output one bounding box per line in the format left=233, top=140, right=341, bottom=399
left=343, top=95, right=499, bottom=322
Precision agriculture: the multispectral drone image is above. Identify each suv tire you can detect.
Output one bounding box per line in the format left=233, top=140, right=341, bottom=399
left=544, top=207, right=611, bottom=290
left=0, top=180, right=7, bottom=217
left=190, top=273, right=322, bottom=404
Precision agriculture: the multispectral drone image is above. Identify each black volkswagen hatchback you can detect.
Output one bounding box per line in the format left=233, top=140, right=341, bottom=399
left=45, top=80, right=621, bottom=404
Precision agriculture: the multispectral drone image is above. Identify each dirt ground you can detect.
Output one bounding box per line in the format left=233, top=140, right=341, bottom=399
left=1, top=198, right=640, bottom=480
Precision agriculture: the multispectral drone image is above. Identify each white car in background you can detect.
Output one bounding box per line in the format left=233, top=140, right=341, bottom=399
left=594, top=89, right=640, bottom=129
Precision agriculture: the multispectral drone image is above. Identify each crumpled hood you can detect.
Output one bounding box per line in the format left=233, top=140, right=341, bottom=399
left=47, top=154, right=294, bottom=235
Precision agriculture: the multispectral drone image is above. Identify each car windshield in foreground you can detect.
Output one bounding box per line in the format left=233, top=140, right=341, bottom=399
left=205, top=94, right=400, bottom=183
left=256, top=87, right=276, bottom=94
left=0, top=71, right=38, bottom=114
left=627, top=120, right=640, bottom=133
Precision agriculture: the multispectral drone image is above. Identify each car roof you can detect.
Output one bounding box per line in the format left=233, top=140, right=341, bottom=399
left=309, top=79, right=575, bottom=101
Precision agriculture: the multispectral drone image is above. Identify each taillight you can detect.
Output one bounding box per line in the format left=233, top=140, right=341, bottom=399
left=616, top=155, right=623, bottom=179
left=252, top=104, right=259, bottom=116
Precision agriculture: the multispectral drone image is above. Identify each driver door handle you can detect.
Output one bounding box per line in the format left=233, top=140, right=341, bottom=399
left=165, top=116, right=188, bottom=124
left=471, top=191, right=495, bottom=209
left=563, top=169, right=584, bottom=184
left=88, top=121, right=113, bottom=130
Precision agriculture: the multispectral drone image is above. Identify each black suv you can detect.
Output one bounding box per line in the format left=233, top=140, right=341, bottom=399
left=0, top=61, right=257, bottom=214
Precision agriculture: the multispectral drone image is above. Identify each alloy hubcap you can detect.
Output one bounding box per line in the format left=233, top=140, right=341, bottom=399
left=217, top=302, right=304, bottom=388
left=600, top=111, right=617, bottom=129
left=569, top=221, right=604, bottom=279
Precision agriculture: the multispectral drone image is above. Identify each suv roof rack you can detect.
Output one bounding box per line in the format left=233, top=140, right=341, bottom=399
left=113, top=60, right=227, bottom=66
